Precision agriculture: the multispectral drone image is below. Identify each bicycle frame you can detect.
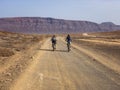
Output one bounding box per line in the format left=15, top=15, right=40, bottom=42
left=67, top=42, right=71, bottom=52
left=52, top=43, right=56, bottom=51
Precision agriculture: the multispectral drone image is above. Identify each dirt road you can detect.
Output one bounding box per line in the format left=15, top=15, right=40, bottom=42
left=11, top=37, right=120, bottom=90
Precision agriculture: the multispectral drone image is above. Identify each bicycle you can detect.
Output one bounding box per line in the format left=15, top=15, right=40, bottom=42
left=52, top=43, right=56, bottom=51
left=67, top=42, right=71, bottom=52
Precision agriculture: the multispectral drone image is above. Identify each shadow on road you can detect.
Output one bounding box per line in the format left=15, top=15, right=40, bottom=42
left=56, top=50, right=68, bottom=52
left=39, top=49, right=68, bottom=52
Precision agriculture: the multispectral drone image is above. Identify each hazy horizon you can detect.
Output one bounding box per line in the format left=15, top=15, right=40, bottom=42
left=0, top=0, right=120, bottom=24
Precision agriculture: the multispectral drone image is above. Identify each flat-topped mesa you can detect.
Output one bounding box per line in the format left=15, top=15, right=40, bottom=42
left=0, top=17, right=120, bottom=34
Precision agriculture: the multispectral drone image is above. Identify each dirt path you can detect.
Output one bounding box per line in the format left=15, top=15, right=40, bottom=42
left=10, top=37, right=120, bottom=90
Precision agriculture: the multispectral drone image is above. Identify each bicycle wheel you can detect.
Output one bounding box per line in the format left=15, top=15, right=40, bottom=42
left=52, top=43, right=55, bottom=51
left=67, top=43, right=70, bottom=52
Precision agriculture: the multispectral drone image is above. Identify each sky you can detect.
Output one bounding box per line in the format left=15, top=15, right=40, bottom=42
left=0, top=0, right=120, bottom=24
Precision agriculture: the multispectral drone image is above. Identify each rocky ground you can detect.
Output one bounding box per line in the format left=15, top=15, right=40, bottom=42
left=0, top=31, right=45, bottom=90
left=0, top=30, right=120, bottom=90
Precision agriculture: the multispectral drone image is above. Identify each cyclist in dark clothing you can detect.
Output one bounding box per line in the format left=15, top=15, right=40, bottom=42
left=51, top=35, right=57, bottom=51
left=66, top=34, right=72, bottom=52
left=66, top=34, right=71, bottom=43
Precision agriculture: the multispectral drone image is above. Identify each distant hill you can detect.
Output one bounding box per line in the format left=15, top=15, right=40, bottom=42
left=0, top=17, right=120, bottom=34
left=99, top=22, right=120, bottom=32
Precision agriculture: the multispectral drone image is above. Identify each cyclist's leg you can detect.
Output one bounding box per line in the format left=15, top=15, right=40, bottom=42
left=53, top=43, right=56, bottom=51
left=68, top=42, right=71, bottom=51
left=67, top=42, right=70, bottom=51
left=52, top=43, right=54, bottom=50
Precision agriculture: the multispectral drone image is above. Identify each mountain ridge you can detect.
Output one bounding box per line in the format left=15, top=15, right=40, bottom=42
left=0, top=17, right=120, bottom=34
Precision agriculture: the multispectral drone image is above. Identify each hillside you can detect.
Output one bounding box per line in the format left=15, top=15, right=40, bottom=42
left=0, top=17, right=120, bottom=34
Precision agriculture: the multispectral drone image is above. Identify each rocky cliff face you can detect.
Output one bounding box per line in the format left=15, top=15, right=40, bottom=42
left=0, top=17, right=120, bottom=34
left=99, top=22, right=120, bottom=31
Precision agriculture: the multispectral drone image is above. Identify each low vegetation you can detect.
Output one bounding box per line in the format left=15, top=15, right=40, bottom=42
left=0, top=31, right=46, bottom=90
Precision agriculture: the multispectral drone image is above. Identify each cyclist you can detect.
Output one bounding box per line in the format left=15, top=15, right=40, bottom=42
left=51, top=35, right=57, bottom=51
left=66, top=34, right=72, bottom=52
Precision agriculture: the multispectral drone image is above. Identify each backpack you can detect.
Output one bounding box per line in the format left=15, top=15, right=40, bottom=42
left=52, top=38, right=56, bottom=44
left=66, top=36, right=71, bottom=42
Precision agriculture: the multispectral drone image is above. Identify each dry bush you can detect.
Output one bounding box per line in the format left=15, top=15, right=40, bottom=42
left=0, top=48, right=14, bottom=57
left=31, top=36, right=42, bottom=42
left=0, top=31, right=47, bottom=54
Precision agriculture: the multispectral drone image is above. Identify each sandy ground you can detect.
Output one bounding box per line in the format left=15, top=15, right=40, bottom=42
left=73, top=31, right=120, bottom=75
left=0, top=31, right=120, bottom=90
left=0, top=31, right=45, bottom=90
left=10, top=37, right=120, bottom=90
